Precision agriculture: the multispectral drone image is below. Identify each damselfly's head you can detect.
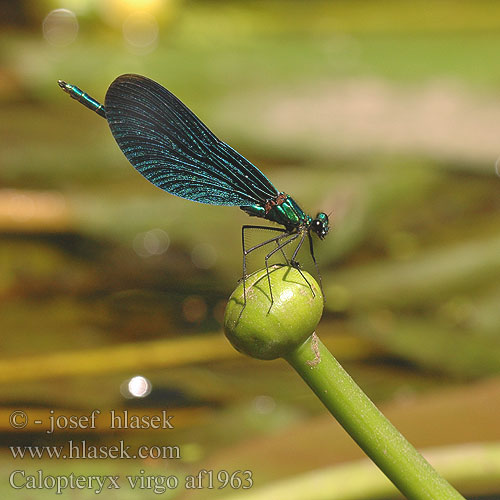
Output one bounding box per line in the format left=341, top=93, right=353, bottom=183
left=311, top=212, right=329, bottom=239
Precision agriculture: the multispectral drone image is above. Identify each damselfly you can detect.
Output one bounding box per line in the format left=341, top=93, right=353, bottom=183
left=58, top=74, right=330, bottom=306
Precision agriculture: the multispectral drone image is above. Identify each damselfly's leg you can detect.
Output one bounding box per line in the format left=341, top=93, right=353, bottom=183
left=289, top=230, right=315, bottom=298
left=290, top=229, right=307, bottom=267
left=241, top=225, right=288, bottom=311
left=275, top=239, right=290, bottom=265
left=242, top=226, right=289, bottom=278
left=308, top=231, right=325, bottom=303
left=264, top=233, right=300, bottom=311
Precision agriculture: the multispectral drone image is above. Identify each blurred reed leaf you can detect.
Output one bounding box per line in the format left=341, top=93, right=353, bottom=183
left=220, top=441, right=500, bottom=500
left=0, top=335, right=235, bottom=384
left=355, top=313, right=500, bottom=378
left=325, top=234, right=500, bottom=312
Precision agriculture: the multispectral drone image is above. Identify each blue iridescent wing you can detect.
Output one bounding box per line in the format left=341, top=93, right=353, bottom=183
left=104, top=74, right=278, bottom=206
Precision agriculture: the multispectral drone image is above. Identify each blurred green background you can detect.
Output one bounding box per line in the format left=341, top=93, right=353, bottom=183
left=1, top=0, right=500, bottom=498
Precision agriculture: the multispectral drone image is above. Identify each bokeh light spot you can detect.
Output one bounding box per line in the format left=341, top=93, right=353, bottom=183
left=212, top=299, right=226, bottom=324
left=133, top=228, right=170, bottom=258
left=121, top=375, right=152, bottom=398
left=253, top=395, right=276, bottom=415
left=182, top=296, right=207, bottom=323
left=122, top=11, right=159, bottom=53
left=191, top=242, right=217, bottom=269
left=42, top=9, right=79, bottom=46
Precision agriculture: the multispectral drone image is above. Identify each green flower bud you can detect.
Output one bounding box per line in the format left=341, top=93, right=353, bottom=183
left=224, top=266, right=324, bottom=360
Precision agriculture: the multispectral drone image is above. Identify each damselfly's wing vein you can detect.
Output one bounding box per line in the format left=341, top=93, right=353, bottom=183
left=105, top=74, right=278, bottom=206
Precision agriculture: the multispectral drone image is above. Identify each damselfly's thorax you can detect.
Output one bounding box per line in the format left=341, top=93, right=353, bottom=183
left=241, top=192, right=312, bottom=232
left=241, top=192, right=329, bottom=238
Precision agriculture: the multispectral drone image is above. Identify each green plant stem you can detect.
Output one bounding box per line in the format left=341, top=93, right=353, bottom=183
left=284, top=334, right=465, bottom=500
